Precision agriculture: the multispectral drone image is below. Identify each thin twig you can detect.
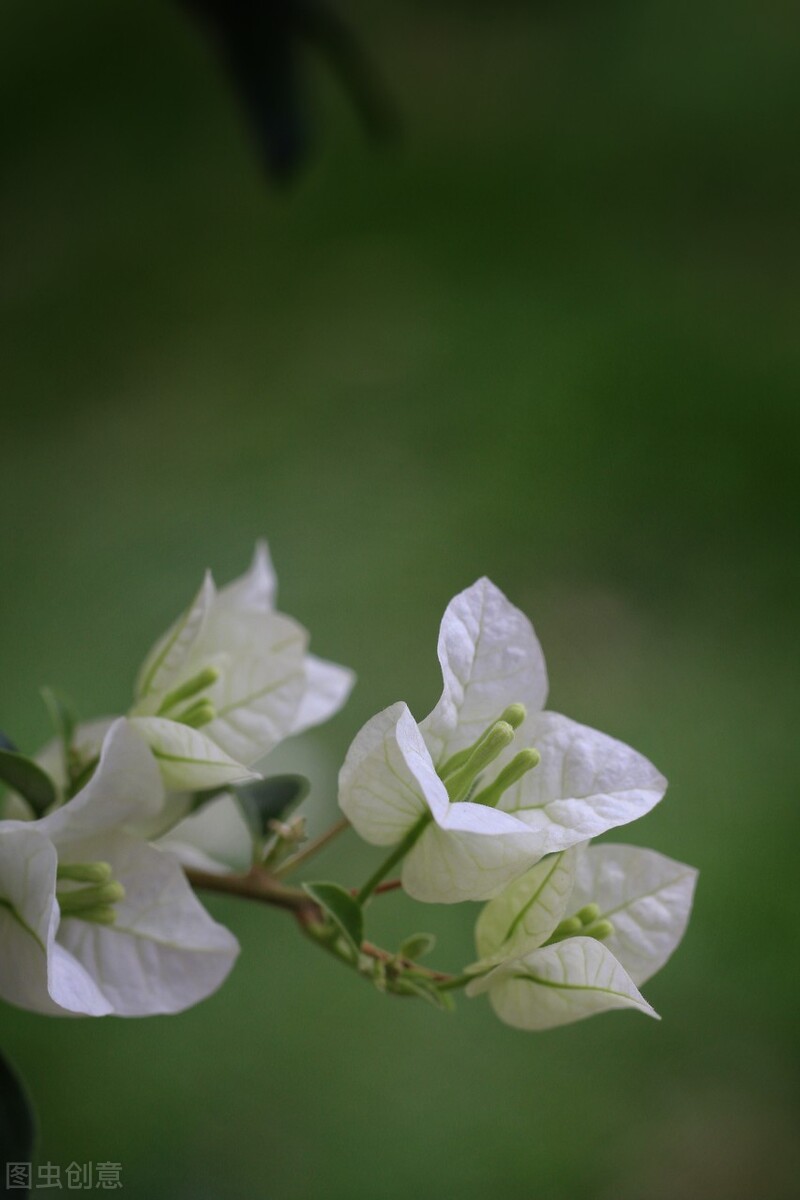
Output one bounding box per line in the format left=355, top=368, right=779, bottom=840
left=273, top=816, right=351, bottom=878
left=185, top=863, right=456, bottom=984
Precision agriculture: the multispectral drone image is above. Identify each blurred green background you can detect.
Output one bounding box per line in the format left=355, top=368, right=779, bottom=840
left=2, top=1, right=799, bottom=1196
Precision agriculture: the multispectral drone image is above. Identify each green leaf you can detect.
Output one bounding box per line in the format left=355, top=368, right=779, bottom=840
left=303, top=881, right=364, bottom=961
left=235, top=774, right=310, bottom=835
left=40, top=686, right=76, bottom=754
left=398, top=932, right=437, bottom=960
left=0, top=1050, right=37, bottom=1189
left=0, top=750, right=56, bottom=815
left=0, top=730, right=18, bottom=752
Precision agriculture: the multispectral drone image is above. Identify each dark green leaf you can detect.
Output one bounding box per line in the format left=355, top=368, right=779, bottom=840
left=0, top=1050, right=36, bottom=1184
left=40, top=687, right=76, bottom=754
left=303, top=881, right=364, bottom=961
left=234, top=774, right=310, bottom=835
left=0, top=751, right=56, bottom=815
left=398, top=932, right=437, bottom=960
left=0, top=731, right=18, bottom=752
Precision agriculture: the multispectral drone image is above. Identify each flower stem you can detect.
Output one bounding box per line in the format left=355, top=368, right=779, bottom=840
left=185, top=861, right=460, bottom=991
left=437, top=972, right=480, bottom=992
left=355, top=813, right=431, bottom=905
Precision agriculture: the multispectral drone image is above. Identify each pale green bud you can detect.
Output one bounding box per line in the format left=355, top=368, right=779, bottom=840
left=471, top=747, right=540, bottom=807
left=439, top=702, right=526, bottom=779
left=590, top=919, right=615, bottom=941
left=577, top=903, right=601, bottom=925
left=556, top=916, right=583, bottom=936
left=57, top=861, right=113, bottom=884
left=177, top=699, right=217, bottom=729
left=58, top=881, right=125, bottom=916
left=499, top=703, right=527, bottom=730
left=446, top=721, right=515, bottom=802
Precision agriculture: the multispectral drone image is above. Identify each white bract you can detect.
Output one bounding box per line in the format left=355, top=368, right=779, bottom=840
left=338, top=577, right=667, bottom=904
left=466, top=842, right=697, bottom=1029
left=0, top=719, right=239, bottom=1017
left=129, top=541, right=355, bottom=791
left=158, top=792, right=254, bottom=876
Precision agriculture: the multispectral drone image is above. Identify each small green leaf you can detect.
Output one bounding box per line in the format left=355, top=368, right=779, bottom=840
left=0, top=750, right=56, bottom=815
left=303, top=881, right=364, bottom=961
left=40, top=687, right=76, bottom=754
left=399, top=932, right=437, bottom=960
left=235, top=775, right=310, bottom=835
left=0, top=1050, right=37, bottom=1188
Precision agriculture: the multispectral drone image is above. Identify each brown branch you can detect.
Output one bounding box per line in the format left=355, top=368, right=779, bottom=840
left=185, top=864, right=453, bottom=982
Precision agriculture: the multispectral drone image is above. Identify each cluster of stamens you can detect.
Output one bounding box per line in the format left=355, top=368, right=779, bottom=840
left=155, top=666, right=220, bottom=729
left=56, top=862, right=125, bottom=925
left=437, top=703, right=540, bottom=806
left=546, top=903, right=614, bottom=945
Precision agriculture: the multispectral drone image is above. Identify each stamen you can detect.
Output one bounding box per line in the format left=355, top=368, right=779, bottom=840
left=445, top=721, right=515, bottom=802
left=589, top=919, right=614, bottom=941
left=471, top=748, right=540, bottom=807
left=57, top=862, right=112, bottom=884
left=499, top=703, right=527, bottom=730
left=58, top=882, right=125, bottom=916
left=176, top=700, right=216, bottom=729
left=553, top=916, right=582, bottom=938
left=546, top=913, right=615, bottom=945
left=156, top=667, right=220, bottom=716
left=439, top=703, right=527, bottom=780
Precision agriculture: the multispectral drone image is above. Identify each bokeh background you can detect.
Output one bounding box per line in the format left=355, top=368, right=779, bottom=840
left=2, top=1, right=799, bottom=1197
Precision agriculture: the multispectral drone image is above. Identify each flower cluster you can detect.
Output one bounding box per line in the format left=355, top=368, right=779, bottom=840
left=0, top=550, right=696, bottom=1031
left=339, top=577, right=696, bottom=1025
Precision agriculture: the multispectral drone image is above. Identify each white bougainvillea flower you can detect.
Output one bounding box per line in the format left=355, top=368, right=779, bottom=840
left=129, top=541, right=354, bottom=790
left=339, top=702, right=547, bottom=903
left=466, top=842, right=697, bottom=1029
left=0, top=719, right=239, bottom=1016
left=339, top=577, right=667, bottom=903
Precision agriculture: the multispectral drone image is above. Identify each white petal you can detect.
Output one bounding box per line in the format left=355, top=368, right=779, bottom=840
left=473, top=848, right=579, bottom=965
left=0, top=826, right=64, bottom=1014
left=158, top=793, right=253, bottom=875
left=47, top=941, right=114, bottom=1016
left=134, top=571, right=215, bottom=707
left=126, top=789, right=194, bottom=842
left=468, top=937, right=659, bottom=1030
left=201, top=610, right=308, bottom=763
left=57, top=833, right=240, bottom=1016
left=131, top=717, right=258, bottom=791
left=570, top=844, right=698, bottom=985
left=40, top=719, right=165, bottom=843
left=501, top=712, right=667, bottom=852
left=338, top=703, right=448, bottom=846
left=290, top=654, right=356, bottom=736
left=421, top=578, right=548, bottom=766
left=216, top=540, right=278, bottom=614
left=401, top=803, right=545, bottom=904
